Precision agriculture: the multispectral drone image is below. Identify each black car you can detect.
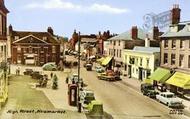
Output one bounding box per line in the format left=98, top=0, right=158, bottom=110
left=31, top=71, right=43, bottom=79
left=86, top=64, right=92, bottom=71
left=141, top=83, right=157, bottom=98
left=23, top=69, right=33, bottom=75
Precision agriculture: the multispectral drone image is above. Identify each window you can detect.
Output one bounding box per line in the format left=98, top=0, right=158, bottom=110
left=15, top=36, right=19, bottom=40
left=164, top=40, right=168, bottom=48
left=180, top=40, right=185, bottom=49
left=43, top=37, right=47, bottom=40
left=116, top=49, right=118, bottom=57
left=164, top=53, right=168, bottom=64
left=52, top=46, right=56, bottom=53
left=0, top=14, right=2, bottom=35
left=179, top=54, right=184, bottom=67
left=146, top=58, right=149, bottom=67
left=171, top=54, right=176, bottom=65
left=29, top=47, right=32, bottom=53
left=124, top=64, right=127, bottom=71
left=118, top=41, right=120, bottom=46
left=113, top=49, right=116, bottom=56
left=119, top=50, right=122, bottom=58
left=23, top=48, right=26, bottom=53
left=110, top=41, right=112, bottom=45
left=140, top=58, right=142, bottom=66
left=113, top=41, right=116, bottom=46
left=17, top=46, right=21, bottom=52
left=172, top=40, right=176, bottom=48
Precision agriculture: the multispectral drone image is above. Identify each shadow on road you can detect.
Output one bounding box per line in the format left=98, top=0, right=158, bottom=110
left=85, top=111, right=113, bottom=119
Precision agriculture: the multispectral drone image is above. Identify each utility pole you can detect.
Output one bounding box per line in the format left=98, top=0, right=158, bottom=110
left=77, top=32, right=81, bottom=112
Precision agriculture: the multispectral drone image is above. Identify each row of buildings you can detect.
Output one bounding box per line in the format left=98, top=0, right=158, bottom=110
left=68, top=4, right=190, bottom=96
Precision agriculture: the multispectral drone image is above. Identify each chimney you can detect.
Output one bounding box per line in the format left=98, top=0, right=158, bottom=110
left=8, top=24, right=13, bottom=36
left=145, top=34, right=150, bottom=47
left=153, top=26, right=159, bottom=40
left=171, top=4, right=181, bottom=24
left=131, top=26, right=138, bottom=40
left=47, top=27, right=54, bottom=35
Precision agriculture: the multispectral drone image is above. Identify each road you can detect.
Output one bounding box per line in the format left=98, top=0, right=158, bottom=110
left=70, top=57, right=189, bottom=119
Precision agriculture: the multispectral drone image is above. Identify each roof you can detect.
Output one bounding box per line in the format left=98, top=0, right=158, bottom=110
left=108, top=28, right=147, bottom=41
left=11, top=30, right=60, bottom=45
left=161, top=23, right=190, bottom=38
left=133, top=46, right=160, bottom=53
left=80, top=37, right=97, bottom=43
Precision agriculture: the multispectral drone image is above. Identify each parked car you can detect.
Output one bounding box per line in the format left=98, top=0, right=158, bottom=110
left=42, top=62, right=57, bottom=71
left=80, top=89, right=95, bottom=108
left=156, top=92, right=184, bottom=108
left=86, top=64, right=92, bottom=71
left=141, top=83, right=158, bottom=98
left=95, top=66, right=104, bottom=73
left=31, top=71, right=43, bottom=79
left=86, top=100, right=103, bottom=117
left=23, top=68, right=33, bottom=75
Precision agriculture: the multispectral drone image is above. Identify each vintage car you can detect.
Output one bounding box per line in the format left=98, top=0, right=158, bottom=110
left=80, top=89, right=95, bottom=109
left=42, top=62, right=57, bottom=71
left=86, top=64, right=92, bottom=71
left=23, top=68, right=33, bottom=75
left=141, top=83, right=158, bottom=98
left=156, top=92, right=184, bottom=108
left=86, top=100, right=103, bottom=117
left=95, top=66, right=105, bottom=73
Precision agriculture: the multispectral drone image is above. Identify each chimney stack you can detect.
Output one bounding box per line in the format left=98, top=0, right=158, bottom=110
left=145, top=34, right=150, bottom=47
left=131, top=26, right=138, bottom=40
left=171, top=4, right=181, bottom=24
left=153, top=26, right=159, bottom=40
left=47, top=27, right=54, bottom=35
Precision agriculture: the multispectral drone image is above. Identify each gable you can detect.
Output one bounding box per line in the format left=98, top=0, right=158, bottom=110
left=13, top=35, right=49, bottom=44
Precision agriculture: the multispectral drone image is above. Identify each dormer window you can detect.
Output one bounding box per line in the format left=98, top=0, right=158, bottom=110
left=15, top=36, right=19, bottom=40
left=170, top=26, right=178, bottom=32
left=43, top=37, right=47, bottom=40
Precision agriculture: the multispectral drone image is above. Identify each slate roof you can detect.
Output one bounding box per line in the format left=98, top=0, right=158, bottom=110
left=108, top=28, right=147, bottom=41
left=133, top=46, right=160, bottom=53
left=161, top=22, right=190, bottom=38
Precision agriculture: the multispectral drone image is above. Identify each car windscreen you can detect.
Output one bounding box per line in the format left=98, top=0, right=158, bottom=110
left=167, top=94, right=174, bottom=98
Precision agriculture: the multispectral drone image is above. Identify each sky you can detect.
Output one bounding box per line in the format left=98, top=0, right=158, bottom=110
left=5, top=0, right=190, bottom=38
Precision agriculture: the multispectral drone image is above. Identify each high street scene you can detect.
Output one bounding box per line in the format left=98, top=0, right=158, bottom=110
left=0, top=0, right=190, bottom=119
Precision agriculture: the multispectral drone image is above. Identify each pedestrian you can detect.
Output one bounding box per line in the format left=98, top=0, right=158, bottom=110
left=18, top=67, right=20, bottom=75
left=50, top=72, right=53, bottom=79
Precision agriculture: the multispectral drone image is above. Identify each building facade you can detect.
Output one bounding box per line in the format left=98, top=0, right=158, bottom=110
left=107, top=26, right=160, bottom=66
left=0, top=0, right=9, bottom=108
left=7, top=26, right=61, bottom=66
left=123, top=46, right=160, bottom=80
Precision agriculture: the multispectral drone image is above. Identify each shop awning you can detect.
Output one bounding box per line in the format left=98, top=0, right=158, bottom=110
left=149, top=68, right=172, bottom=83
left=97, top=57, right=105, bottom=63
left=166, top=72, right=190, bottom=89
left=143, top=79, right=153, bottom=84
left=101, top=56, right=112, bottom=66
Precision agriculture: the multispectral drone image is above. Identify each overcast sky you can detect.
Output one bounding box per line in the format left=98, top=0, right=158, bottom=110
left=6, top=0, right=190, bottom=38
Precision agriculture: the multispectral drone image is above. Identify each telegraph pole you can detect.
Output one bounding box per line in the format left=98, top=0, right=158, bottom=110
left=77, top=32, right=81, bottom=112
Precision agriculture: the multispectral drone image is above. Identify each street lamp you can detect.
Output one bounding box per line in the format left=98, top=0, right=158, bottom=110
left=77, top=32, right=82, bottom=113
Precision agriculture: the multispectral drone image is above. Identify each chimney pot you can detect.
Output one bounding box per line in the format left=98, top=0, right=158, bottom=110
left=171, top=4, right=181, bottom=24
left=131, top=26, right=138, bottom=40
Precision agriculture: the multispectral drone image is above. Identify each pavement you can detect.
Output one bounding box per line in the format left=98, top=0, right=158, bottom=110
left=1, top=64, right=87, bottom=119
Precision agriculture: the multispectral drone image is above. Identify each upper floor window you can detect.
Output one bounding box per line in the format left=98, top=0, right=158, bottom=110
left=29, top=47, right=33, bottom=53
left=180, top=40, right=185, bottom=49
left=110, top=41, right=112, bottom=45
left=164, top=40, right=168, bottom=48
left=164, top=53, right=168, bottom=64
left=140, top=58, right=143, bottom=66
left=43, top=37, right=47, bottom=40
left=188, top=55, right=190, bottom=68
left=113, top=41, right=116, bottom=46
left=118, top=41, right=120, bottom=46
left=17, top=46, right=21, bottom=52
left=146, top=58, right=149, bottom=67
left=171, top=54, right=176, bottom=65
left=15, top=36, right=19, bottom=40
left=179, top=54, right=184, bottom=67
left=52, top=46, right=56, bottom=53
left=172, top=40, right=176, bottom=48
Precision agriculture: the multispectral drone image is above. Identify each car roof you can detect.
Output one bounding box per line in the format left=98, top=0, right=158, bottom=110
left=160, top=92, right=174, bottom=95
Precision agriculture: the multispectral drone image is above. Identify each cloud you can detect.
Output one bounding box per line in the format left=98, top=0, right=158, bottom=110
left=25, top=0, right=129, bottom=14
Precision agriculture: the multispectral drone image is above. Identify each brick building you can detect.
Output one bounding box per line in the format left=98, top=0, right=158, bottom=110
left=0, top=0, right=8, bottom=62
left=7, top=26, right=61, bottom=66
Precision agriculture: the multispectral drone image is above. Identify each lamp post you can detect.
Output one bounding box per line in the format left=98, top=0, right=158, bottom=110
left=77, top=32, right=82, bottom=112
